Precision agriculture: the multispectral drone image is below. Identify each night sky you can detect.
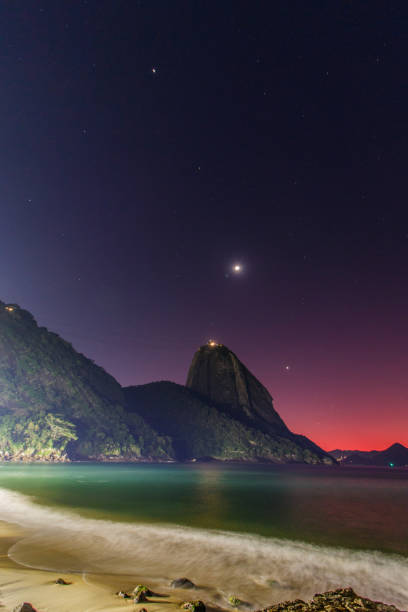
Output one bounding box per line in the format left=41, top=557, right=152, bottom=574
left=2, top=1, right=407, bottom=451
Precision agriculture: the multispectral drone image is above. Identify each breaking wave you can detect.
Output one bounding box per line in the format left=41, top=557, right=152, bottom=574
left=0, top=487, right=407, bottom=609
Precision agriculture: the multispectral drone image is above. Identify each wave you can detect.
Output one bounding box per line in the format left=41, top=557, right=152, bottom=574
left=0, top=487, right=407, bottom=609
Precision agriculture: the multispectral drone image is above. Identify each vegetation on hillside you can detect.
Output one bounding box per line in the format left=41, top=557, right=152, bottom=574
left=0, top=301, right=172, bottom=460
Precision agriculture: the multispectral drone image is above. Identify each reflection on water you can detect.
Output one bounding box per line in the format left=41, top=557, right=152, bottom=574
left=0, top=462, right=407, bottom=554
left=1, top=487, right=408, bottom=610
left=191, top=466, right=225, bottom=525
left=0, top=464, right=407, bottom=609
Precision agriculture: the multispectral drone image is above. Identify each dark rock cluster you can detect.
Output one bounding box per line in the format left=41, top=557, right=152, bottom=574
left=258, top=588, right=402, bottom=612
left=12, top=585, right=403, bottom=612
left=171, top=578, right=197, bottom=589
left=181, top=601, right=206, bottom=612
left=13, top=605, right=38, bottom=612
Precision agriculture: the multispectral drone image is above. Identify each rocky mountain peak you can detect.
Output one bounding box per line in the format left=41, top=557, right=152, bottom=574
left=186, top=342, right=288, bottom=434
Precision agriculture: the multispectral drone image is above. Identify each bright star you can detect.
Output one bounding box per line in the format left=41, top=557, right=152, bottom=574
left=233, top=264, right=242, bottom=273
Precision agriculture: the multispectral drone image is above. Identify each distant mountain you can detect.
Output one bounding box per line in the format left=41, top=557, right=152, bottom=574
left=125, top=343, right=335, bottom=464
left=372, top=443, right=408, bottom=466
left=0, top=300, right=172, bottom=461
left=340, top=453, right=375, bottom=466
left=330, top=443, right=408, bottom=467
left=329, top=449, right=373, bottom=460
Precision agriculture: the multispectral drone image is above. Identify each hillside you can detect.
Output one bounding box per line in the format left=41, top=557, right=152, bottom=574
left=125, top=381, right=329, bottom=463
left=0, top=301, right=335, bottom=464
left=0, top=301, right=172, bottom=461
left=125, top=344, right=335, bottom=464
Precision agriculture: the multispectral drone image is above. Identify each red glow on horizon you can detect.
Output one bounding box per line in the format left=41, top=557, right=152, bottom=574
left=95, top=319, right=408, bottom=454
left=229, top=332, right=408, bottom=454
left=270, top=382, right=408, bottom=452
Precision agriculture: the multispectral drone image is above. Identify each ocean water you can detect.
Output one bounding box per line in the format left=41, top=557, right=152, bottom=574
left=0, top=463, right=407, bottom=609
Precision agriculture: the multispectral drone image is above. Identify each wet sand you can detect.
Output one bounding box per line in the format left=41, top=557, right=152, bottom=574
left=0, top=521, right=196, bottom=612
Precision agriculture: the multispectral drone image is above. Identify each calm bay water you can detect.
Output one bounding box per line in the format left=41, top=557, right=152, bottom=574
left=0, top=463, right=407, bottom=608
left=0, top=462, right=407, bottom=554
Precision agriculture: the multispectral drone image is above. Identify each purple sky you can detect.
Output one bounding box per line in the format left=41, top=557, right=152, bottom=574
left=1, top=1, right=407, bottom=450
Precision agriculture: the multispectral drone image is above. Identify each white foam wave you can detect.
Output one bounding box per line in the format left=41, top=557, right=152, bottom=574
left=0, top=487, right=407, bottom=609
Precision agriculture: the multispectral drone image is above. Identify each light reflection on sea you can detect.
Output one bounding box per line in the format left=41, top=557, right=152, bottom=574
left=0, top=463, right=407, bottom=609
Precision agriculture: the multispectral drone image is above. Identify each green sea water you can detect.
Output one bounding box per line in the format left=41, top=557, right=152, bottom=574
left=0, top=462, right=407, bottom=554
left=0, top=463, right=407, bottom=608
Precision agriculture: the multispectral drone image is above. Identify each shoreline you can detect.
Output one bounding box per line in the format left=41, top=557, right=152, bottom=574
left=0, top=480, right=407, bottom=612
left=0, top=519, right=404, bottom=612
left=1, top=459, right=408, bottom=471
left=0, top=520, right=191, bottom=612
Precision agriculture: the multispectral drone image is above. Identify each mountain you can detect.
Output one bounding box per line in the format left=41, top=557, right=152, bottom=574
left=340, top=453, right=375, bottom=465
left=186, top=343, right=288, bottom=435
left=0, top=301, right=173, bottom=461
left=329, top=449, right=374, bottom=461
left=330, top=443, right=408, bottom=467
left=125, top=343, right=335, bottom=464
left=0, top=300, right=334, bottom=464
left=372, top=443, right=408, bottom=466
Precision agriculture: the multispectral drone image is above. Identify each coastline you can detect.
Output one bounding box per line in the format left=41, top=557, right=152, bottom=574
left=0, top=519, right=404, bottom=612
left=0, top=474, right=407, bottom=612
left=1, top=458, right=408, bottom=471
left=0, top=520, right=188, bottom=612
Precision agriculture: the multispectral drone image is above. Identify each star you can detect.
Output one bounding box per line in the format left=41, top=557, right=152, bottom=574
left=232, top=264, right=242, bottom=273
left=152, top=67, right=157, bottom=74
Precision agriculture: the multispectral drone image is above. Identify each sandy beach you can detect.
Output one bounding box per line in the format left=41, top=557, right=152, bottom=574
left=0, top=481, right=407, bottom=612
left=0, top=472, right=407, bottom=612
left=0, top=521, right=193, bottom=612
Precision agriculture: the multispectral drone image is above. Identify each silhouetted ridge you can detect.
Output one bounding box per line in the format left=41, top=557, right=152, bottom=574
left=126, top=343, right=335, bottom=464
left=124, top=381, right=333, bottom=464
left=331, top=442, right=408, bottom=466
